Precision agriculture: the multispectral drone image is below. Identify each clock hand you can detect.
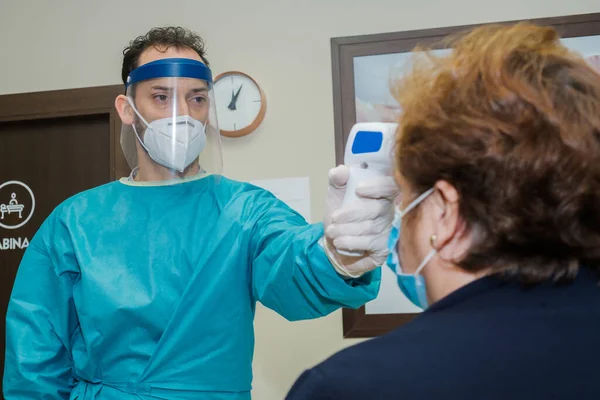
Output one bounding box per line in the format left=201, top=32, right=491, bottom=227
left=232, top=84, right=243, bottom=107
left=228, top=88, right=236, bottom=111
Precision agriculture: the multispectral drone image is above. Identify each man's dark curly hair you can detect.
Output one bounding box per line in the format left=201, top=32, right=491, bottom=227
left=121, top=26, right=209, bottom=86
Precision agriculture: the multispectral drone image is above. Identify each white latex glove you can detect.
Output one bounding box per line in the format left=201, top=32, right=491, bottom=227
left=321, top=165, right=399, bottom=278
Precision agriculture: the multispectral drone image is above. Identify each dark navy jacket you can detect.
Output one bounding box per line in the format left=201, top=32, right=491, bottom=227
left=286, top=268, right=600, bottom=400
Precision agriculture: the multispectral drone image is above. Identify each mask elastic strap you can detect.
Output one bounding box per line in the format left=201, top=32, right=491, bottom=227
left=131, top=124, right=153, bottom=156
left=401, top=187, right=436, bottom=216
left=414, top=249, right=436, bottom=276
left=408, top=187, right=437, bottom=276
left=127, top=97, right=151, bottom=127
left=197, top=118, right=209, bottom=131
left=126, top=97, right=153, bottom=155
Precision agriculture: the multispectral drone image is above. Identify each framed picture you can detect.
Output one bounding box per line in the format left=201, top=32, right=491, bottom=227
left=331, top=12, right=600, bottom=338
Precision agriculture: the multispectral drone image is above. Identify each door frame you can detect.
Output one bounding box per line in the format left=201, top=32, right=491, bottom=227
left=0, top=85, right=130, bottom=179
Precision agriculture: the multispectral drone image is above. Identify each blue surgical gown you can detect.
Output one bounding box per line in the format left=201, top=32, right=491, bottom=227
left=3, top=175, right=380, bottom=399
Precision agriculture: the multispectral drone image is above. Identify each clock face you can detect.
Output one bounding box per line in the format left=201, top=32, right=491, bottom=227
left=213, top=72, right=265, bottom=135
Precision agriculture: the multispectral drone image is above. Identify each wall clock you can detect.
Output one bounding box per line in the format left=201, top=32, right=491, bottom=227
left=213, top=71, right=267, bottom=138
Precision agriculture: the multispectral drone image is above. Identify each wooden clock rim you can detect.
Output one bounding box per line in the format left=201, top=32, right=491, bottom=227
left=214, top=70, right=267, bottom=138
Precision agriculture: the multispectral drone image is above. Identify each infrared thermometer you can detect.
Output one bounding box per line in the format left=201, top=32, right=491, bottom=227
left=338, top=122, right=397, bottom=257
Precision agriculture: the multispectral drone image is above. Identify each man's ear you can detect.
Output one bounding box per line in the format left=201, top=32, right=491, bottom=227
left=115, top=94, right=135, bottom=125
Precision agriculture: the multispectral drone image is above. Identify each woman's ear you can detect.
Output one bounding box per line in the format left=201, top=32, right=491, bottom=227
left=115, top=94, right=135, bottom=125
left=430, top=180, right=470, bottom=262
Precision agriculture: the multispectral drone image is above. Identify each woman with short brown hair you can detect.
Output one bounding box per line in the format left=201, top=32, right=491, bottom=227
left=287, top=22, right=600, bottom=400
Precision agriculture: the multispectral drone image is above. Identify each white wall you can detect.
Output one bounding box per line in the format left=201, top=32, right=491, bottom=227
left=1, top=0, right=599, bottom=398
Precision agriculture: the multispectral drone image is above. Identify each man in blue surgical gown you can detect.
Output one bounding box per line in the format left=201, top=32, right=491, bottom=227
left=3, top=27, right=398, bottom=399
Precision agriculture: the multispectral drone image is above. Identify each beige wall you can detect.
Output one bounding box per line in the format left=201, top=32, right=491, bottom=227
left=2, top=0, right=599, bottom=398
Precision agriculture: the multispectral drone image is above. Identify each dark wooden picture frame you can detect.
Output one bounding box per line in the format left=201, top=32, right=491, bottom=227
left=332, top=12, right=600, bottom=338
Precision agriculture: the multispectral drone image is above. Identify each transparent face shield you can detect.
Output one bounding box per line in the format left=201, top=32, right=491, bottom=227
left=120, top=58, right=223, bottom=178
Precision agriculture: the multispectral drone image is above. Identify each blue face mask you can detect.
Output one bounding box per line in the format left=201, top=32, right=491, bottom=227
left=386, top=188, right=436, bottom=310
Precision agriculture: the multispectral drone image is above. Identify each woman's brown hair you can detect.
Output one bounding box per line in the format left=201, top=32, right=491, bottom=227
left=395, top=22, right=600, bottom=283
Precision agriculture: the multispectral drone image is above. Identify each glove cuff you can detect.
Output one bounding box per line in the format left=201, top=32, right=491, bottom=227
left=318, top=237, right=363, bottom=279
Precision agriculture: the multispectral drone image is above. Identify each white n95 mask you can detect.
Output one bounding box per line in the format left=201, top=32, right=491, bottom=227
left=128, top=99, right=207, bottom=173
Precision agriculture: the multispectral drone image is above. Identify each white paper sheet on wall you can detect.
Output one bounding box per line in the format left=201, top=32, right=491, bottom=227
left=249, top=177, right=312, bottom=222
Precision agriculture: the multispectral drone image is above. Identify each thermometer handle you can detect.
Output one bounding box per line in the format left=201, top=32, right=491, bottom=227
left=337, top=166, right=383, bottom=257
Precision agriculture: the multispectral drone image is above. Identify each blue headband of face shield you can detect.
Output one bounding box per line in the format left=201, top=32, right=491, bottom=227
left=386, top=188, right=436, bottom=310
left=125, top=58, right=213, bottom=88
